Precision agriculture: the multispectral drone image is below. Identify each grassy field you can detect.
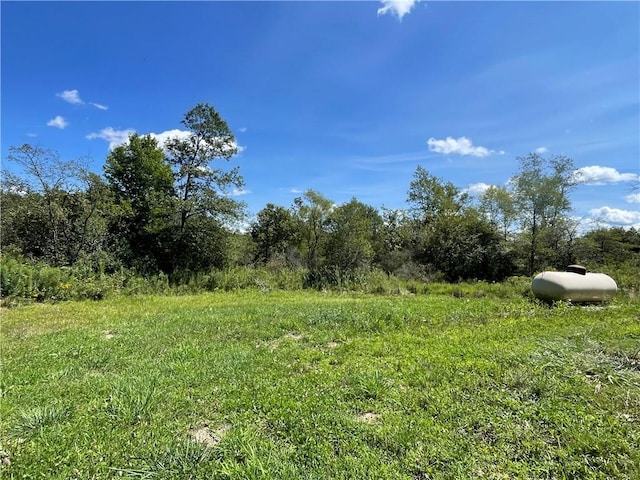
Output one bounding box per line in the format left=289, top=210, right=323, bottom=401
left=1, top=290, right=639, bottom=479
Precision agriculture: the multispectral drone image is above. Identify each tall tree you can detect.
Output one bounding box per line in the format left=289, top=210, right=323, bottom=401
left=2, top=144, right=105, bottom=265
left=104, top=134, right=174, bottom=217
left=511, top=153, right=576, bottom=275
left=407, top=166, right=468, bottom=223
left=104, top=134, right=174, bottom=270
left=250, top=203, right=297, bottom=265
left=324, top=198, right=382, bottom=271
left=165, top=103, right=244, bottom=233
left=292, top=190, right=333, bottom=269
left=375, top=207, right=413, bottom=276
left=478, top=185, right=517, bottom=239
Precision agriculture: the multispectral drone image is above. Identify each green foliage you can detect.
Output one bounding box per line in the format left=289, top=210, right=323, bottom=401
left=413, top=212, right=513, bottom=282
left=251, top=203, right=297, bottom=265
left=166, top=102, right=244, bottom=232
left=568, top=228, right=640, bottom=296
left=0, top=254, right=172, bottom=305
left=162, top=216, right=232, bottom=273
left=511, top=153, right=576, bottom=275
left=1, top=255, right=73, bottom=302
left=576, top=227, right=640, bottom=266
left=292, top=190, right=334, bottom=269
left=374, top=208, right=414, bottom=276
left=4, top=137, right=637, bottom=293
left=478, top=185, right=517, bottom=239
left=2, top=145, right=110, bottom=266
left=104, top=134, right=175, bottom=272
left=303, top=266, right=370, bottom=290
left=8, top=405, right=71, bottom=440
left=407, top=165, right=468, bottom=222
left=324, top=198, right=382, bottom=271
left=104, top=133, right=174, bottom=210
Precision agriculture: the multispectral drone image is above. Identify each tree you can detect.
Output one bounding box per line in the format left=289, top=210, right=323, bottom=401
left=324, top=198, right=382, bottom=271
left=250, top=203, right=297, bottom=265
left=292, top=190, right=333, bottom=269
left=165, top=103, right=244, bottom=233
left=413, top=211, right=513, bottom=282
left=159, top=215, right=231, bottom=273
left=511, top=153, right=576, bottom=275
left=2, top=144, right=106, bottom=265
left=575, top=227, right=640, bottom=266
left=104, top=134, right=174, bottom=218
left=478, top=185, right=516, bottom=239
left=404, top=166, right=512, bottom=280
left=407, top=166, right=468, bottom=223
left=104, top=134, right=175, bottom=270
left=375, top=207, right=413, bottom=276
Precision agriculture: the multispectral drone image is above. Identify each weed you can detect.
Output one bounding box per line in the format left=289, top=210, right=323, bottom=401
left=104, top=381, right=157, bottom=426
left=8, top=405, right=70, bottom=439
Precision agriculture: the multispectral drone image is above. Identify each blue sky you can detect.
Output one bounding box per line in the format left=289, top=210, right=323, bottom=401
left=2, top=1, right=639, bottom=229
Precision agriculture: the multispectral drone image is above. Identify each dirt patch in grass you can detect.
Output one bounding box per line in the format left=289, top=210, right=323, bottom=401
left=189, top=424, right=229, bottom=448
left=355, top=412, right=380, bottom=424
left=103, top=331, right=116, bottom=340
left=264, top=332, right=304, bottom=350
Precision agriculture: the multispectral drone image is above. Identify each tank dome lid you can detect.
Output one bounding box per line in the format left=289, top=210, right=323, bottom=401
left=566, top=265, right=587, bottom=275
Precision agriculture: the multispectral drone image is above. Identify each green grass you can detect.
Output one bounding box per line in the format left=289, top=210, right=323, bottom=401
left=1, top=291, right=639, bottom=479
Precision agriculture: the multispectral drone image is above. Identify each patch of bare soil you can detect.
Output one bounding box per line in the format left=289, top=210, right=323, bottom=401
left=355, top=412, right=380, bottom=424
left=264, top=332, right=304, bottom=350
left=189, top=424, right=229, bottom=448
left=103, top=331, right=116, bottom=340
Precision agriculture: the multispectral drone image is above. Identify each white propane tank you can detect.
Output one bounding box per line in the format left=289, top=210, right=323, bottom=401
left=532, top=265, right=617, bottom=303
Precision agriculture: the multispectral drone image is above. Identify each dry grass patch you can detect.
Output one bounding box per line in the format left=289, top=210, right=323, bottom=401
left=189, top=424, right=229, bottom=448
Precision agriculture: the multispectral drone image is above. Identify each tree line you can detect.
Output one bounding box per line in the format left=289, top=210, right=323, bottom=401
left=2, top=103, right=638, bottom=286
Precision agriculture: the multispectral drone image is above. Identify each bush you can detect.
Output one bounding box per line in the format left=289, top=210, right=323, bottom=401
left=0, top=255, right=174, bottom=305
left=6, top=255, right=632, bottom=306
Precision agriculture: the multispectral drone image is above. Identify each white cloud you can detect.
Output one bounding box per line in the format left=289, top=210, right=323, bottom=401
left=149, top=129, right=192, bottom=148
left=86, top=127, right=135, bottom=150
left=377, top=0, right=419, bottom=19
left=535, top=146, right=548, bottom=154
left=57, top=89, right=84, bottom=104
left=90, top=102, right=108, bottom=111
left=57, top=89, right=109, bottom=110
left=4, top=185, right=28, bottom=196
left=87, top=127, right=245, bottom=155
left=290, top=188, right=304, bottom=194
left=149, top=129, right=245, bottom=155
left=229, top=188, right=251, bottom=197
left=427, top=136, right=495, bottom=157
left=464, top=182, right=492, bottom=195
left=238, top=127, right=247, bottom=133
left=26, top=133, right=38, bottom=138
left=589, top=207, right=640, bottom=227
left=46, top=115, right=69, bottom=129
left=571, top=165, right=639, bottom=185
left=625, top=193, right=640, bottom=204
